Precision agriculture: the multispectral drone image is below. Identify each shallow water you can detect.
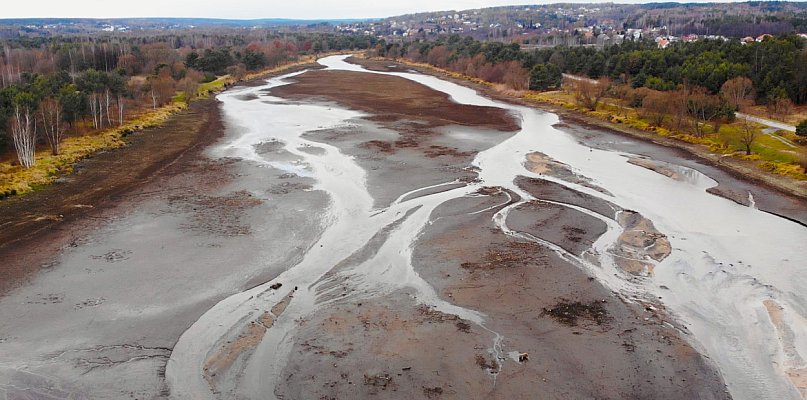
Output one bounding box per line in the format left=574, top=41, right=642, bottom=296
left=167, top=55, right=807, bottom=399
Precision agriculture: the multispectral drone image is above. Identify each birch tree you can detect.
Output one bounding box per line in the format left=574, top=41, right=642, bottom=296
left=77, top=69, right=105, bottom=129
left=10, top=92, right=37, bottom=168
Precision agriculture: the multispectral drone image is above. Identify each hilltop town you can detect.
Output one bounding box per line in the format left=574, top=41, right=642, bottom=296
left=336, top=2, right=807, bottom=47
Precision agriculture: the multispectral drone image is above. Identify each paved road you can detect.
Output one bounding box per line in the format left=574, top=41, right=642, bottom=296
left=562, top=73, right=598, bottom=84
left=736, top=112, right=799, bottom=148
left=736, top=112, right=796, bottom=132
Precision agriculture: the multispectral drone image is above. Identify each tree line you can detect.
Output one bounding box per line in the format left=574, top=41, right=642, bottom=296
left=0, top=32, right=378, bottom=167
left=381, top=33, right=806, bottom=107
left=373, top=33, right=807, bottom=154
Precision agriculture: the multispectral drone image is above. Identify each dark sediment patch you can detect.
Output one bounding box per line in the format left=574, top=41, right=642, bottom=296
left=506, top=200, right=608, bottom=256
left=270, top=70, right=520, bottom=132
left=542, top=299, right=611, bottom=327
left=516, top=176, right=618, bottom=219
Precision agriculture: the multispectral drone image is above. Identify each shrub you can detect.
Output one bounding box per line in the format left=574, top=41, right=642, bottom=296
left=796, top=119, right=807, bottom=137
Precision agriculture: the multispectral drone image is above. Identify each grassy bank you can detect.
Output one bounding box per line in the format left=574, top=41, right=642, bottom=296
left=0, top=102, right=187, bottom=198
left=0, top=55, right=331, bottom=199
left=526, top=90, right=806, bottom=180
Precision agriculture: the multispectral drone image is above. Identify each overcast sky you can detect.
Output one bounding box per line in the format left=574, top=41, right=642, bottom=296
left=5, top=0, right=753, bottom=20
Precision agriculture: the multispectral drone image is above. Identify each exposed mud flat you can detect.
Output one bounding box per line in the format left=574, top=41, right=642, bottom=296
left=183, top=56, right=728, bottom=399
left=411, top=194, right=728, bottom=399
left=270, top=69, right=520, bottom=132
left=269, top=69, right=518, bottom=209
left=0, top=100, right=224, bottom=294
left=1, top=55, right=805, bottom=400
left=0, top=93, right=328, bottom=398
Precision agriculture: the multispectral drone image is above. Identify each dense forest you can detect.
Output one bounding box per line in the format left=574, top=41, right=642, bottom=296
left=0, top=31, right=377, bottom=163
left=386, top=34, right=807, bottom=107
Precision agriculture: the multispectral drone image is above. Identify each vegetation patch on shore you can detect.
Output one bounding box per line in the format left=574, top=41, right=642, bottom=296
left=524, top=89, right=807, bottom=180
left=0, top=101, right=186, bottom=198
left=542, top=300, right=611, bottom=327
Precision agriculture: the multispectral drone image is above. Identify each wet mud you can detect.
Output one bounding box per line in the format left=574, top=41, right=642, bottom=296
left=2, top=55, right=805, bottom=400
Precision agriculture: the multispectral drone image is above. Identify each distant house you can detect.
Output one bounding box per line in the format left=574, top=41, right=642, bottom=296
left=682, top=34, right=698, bottom=42
left=798, top=33, right=807, bottom=40
left=596, top=33, right=610, bottom=47
left=626, top=29, right=642, bottom=40
left=756, top=34, right=773, bottom=42
left=655, top=37, right=670, bottom=49
left=741, top=36, right=755, bottom=44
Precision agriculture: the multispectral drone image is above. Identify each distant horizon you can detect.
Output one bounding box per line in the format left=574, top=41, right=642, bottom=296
left=4, top=0, right=801, bottom=21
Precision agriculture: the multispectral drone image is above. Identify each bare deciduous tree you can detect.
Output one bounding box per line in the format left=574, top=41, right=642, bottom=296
left=226, top=64, right=246, bottom=81
left=767, top=95, right=793, bottom=120
left=687, top=87, right=723, bottom=137
left=720, top=76, right=754, bottom=110
left=148, top=68, right=176, bottom=109
left=639, top=88, right=670, bottom=126
left=669, top=88, right=690, bottom=131
left=39, top=97, right=63, bottom=155
left=739, top=120, right=757, bottom=155
left=573, top=77, right=611, bottom=111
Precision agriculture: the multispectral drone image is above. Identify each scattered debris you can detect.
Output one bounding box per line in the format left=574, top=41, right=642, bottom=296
left=542, top=300, right=610, bottom=326
left=90, top=249, right=131, bottom=263
left=461, top=241, right=544, bottom=271
left=417, top=305, right=459, bottom=323
left=475, top=354, right=499, bottom=371
left=423, top=386, right=444, bottom=398
left=75, top=298, right=106, bottom=309
left=363, top=373, right=392, bottom=388
left=270, top=282, right=282, bottom=290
